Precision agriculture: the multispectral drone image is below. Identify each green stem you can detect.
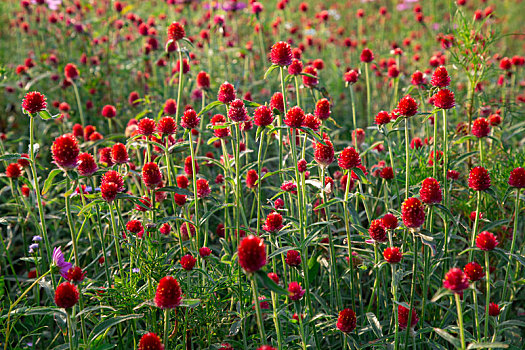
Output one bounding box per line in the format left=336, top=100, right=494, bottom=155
left=500, top=188, right=520, bottom=315
left=404, top=231, right=418, bottom=350
left=343, top=169, right=357, bottom=314
left=365, top=63, right=371, bottom=126
left=251, top=275, right=267, bottom=342
left=163, top=309, right=169, bottom=348
left=65, top=177, right=80, bottom=267
left=109, top=202, right=124, bottom=281
left=404, top=118, right=410, bottom=199
left=469, top=191, right=482, bottom=261
left=175, top=44, right=184, bottom=135
left=72, top=82, right=85, bottom=126
left=484, top=251, right=490, bottom=341
left=473, top=283, right=481, bottom=341
left=455, top=293, right=466, bottom=350
left=188, top=131, right=199, bottom=247
left=66, top=311, right=74, bottom=350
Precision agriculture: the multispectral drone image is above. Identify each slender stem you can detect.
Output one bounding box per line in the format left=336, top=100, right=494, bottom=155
left=294, top=76, right=301, bottom=108
left=343, top=169, right=357, bottom=313
left=404, top=118, right=410, bottom=199
left=175, top=44, right=184, bottom=134
left=469, top=191, right=482, bottom=261
left=255, top=129, right=265, bottom=237
left=484, top=251, right=490, bottom=341
left=384, top=130, right=401, bottom=208
left=163, top=309, right=169, bottom=348
left=454, top=293, right=466, bottom=350
left=472, top=283, right=481, bottom=341
left=349, top=85, right=357, bottom=134
left=404, top=231, right=418, bottom=350
left=295, top=302, right=307, bottom=350
left=188, top=131, right=199, bottom=247
left=65, top=177, right=80, bottom=267
left=500, top=188, right=520, bottom=315
left=251, top=275, right=267, bottom=341
left=365, top=63, right=371, bottom=126
left=72, top=82, right=85, bottom=126
left=109, top=202, right=124, bottom=281
left=393, top=264, right=400, bottom=350
left=66, top=311, right=74, bottom=350
left=279, top=67, right=287, bottom=176
left=479, top=137, right=484, bottom=166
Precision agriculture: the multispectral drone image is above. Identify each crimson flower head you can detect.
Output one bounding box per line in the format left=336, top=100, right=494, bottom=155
left=157, top=116, right=176, bottom=135
left=262, top=211, right=283, bottom=233
left=384, top=247, right=403, bottom=263
left=302, top=113, right=321, bottom=132
left=432, top=89, right=455, bottom=110
left=126, top=220, right=144, bottom=238
left=66, top=266, right=86, bottom=283
left=181, top=108, right=200, bottom=129
left=476, top=231, right=499, bottom=251
left=227, top=99, right=249, bottom=122
left=270, top=41, right=293, bottom=66
left=64, top=63, right=79, bottom=80
left=401, top=197, right=425, bottom=229
left=464, top=262, right=483, bottom=282
left=268, top=272, right=279, bottom=284
left=238, top=235, right=267, bottom=273
left=443, top=267, right=469, bottom=293
left=111, top=143, right=129, bottom=164
left=302, top=66, right=319, bottom=87
left=288, top=282, right=305, bottom=301
left=337, top=147, right=361, bottom=170
left=100, top=170, right=124, bottom=202
left=396, top=95, right=418, bottom=117
left=138, top=333, right=164, bottom=350
left=471, top=117, right=490, bottom=138
left=430, top=66, right=450, bottom=87
left=336, top=308, right=356, bottom=333
left=368, top=219, right=387, bottom=243
left=344, top=69, right=359, bottom=84
left=285, top=250, right=301, bottom=267
left=315, top=98, right=331, bottom=120
left=196, top=178, right=211, bottom=198
left=55, top=282, right=79, bottom=309
left=381, top=213, right=398, bottom=230
left=101, top=105, right=116, bottom=119
left=52, top=134, right=79, bottom=169
left=375, top=111, right=391, bottom=125
left=419, top=177, right=442, bottom=204
left=184, top=156, right=199, bottom=176
left=218, top=82, right=236, bottom=104
left=6, top=163, right=22, bottom=179
left=489, top=303, right=500, bottom=317
left=199, top=247, right=212, bottom=258
left=254, top=105, right=274, bottom=127
left=196, top=71, right=210, bottom=90
left=288, top=59, right=303, bottom=75
left=398, top=305, right=418, bottom=330
left=270, top=92, right=285, bottom=113
left=314, top=136, right=335, bottom=168
left=22, top=91, right=47, bottom=114
left=411, top=70, right=426, bottom=86
left=509, top=167, right=525, bottom=188
left=360, top=48, right=374, bottom=63
left=164, top=99, right=177, bottom=115
left=468, top=166, right=491, bottom=191
left=298, top=159, right=307, bottom=173
left=284, top=106, right=305, bottom=128
left=154, top=276, right=182, bottom=309
left=180, top=254, right=197, bottom=270
left=246, top=169, right=258, bottom=189
left=138, top=118, right=156, bottom=136
left=380, top=167, right=394, bottom=180
left=142, top=162, right=162, bottom=189
left=167, top=22, right=185, bottom=41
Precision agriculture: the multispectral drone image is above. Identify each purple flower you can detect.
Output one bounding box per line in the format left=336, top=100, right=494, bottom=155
left=28, top=243, right=39, bottom=254
left=52, top=247, right=73, bottom=278
left=32, top=235, right=42, bottom=242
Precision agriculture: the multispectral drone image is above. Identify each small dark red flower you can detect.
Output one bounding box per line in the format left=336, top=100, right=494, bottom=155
left=270, top=41, right=293, bottom=66
left=302, top=66, right=319, bottom=87
left=344, top=69, right=359, bottom=84
left=315, top=98, right=331, bottom=120
left=238, top=235, right=267, bottom=273
left=154, top=276, right=182, bottom=309
left=180, top=254, right=197, bottom=270
left=285, top=250, right=301, bottom=267
left=138, top=118, right=156, bottom=136
left=288, top=59, right=303, bottom=75
left=430, top=66, right=450, bottom=87
left=337, top=308, right=356, bottom=333
left=398, top=305, right=419, bottom=330
left=138, top=332, right=164, bottom=350
left=66, top=266, right=86, bottom=283
left=288, top=281, right=305, bottom=301
left=375, top=111, right=391, bottom=125
left=142, top=162, right=162, bottom=189
left=270, top=92, right=285, bottom=113
left=419, top=177, right=442, bottom=204
left=22, top=91, right=47, bottom=114
left=284, top=106, right=305, bottom=128
left=199, top=247, right=212, bottom=258
left=218, top=82, right=236, bottom=104
left=476, top=231, right=498, bottom=251
left=314, top=136, right=334, bottom=168
left=157, top=116, right=176, bottom=135
left=127, top=220, right=145, bottom=238
left=262, top=212, right=283, bottom=232
left=6, top=163, right=22, bottom=179
left=54, top=282, right=79, bottom=309
left=297, top=159, right=307, bottom=173
left=443, top=267, right=469, bottom=293
left=164, top=99, right=177, bottom=115
left=464, top=262, right=483, bottom=282
left=227, top=99, right=249, bottom=122
left=381, top=213, right=398, bottom=230
left=101, top=105, right=116, bottom=119
left=184, top=156, right=199, bottom=177
left=253, top=105, right=274, bottom=127
left=181, top=108, right=200, bottom=129
left=468, top=166, right=491, bottom=191
left=167, top=22, right=185, bottom=41
left=64, top=63, right=79, bottom=80
left=401, top=197, right=425, bottom=228
left=509, top=167, right=525, bottom=188
left=384, top=247, right=403, bottom=263
left=111, top=143, right=129, bottom=164
left=302, top=113, right=321, bottom=132
left=379, top=167, right=394, bottom=180
left=432, top=89, right=455, bottom=110
left=396, top=95, right=418, bottom=117
left=488, top=303, right=500, bottom=317
left=471, top=117, right=490, bottom=138
left=268, top=272, right=279, bottom=284
left=52, top=134, right=79, bottom=169
left=411, top=70, right=426, bottom=86
left=360, top=48, right=374, bottom=62
left=368, top=219, right=387, bottom=243
left=338, top=147, right=361, bottom=169
left=246, top=169, right=258, bottom=189
left=196, top=71, right=210, bottom=90
left=196, top=178, right=211, bottom=198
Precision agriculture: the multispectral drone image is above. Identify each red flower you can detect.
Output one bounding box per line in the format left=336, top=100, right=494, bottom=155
left=54, top=282, right=79, bottom=309
left=196, top=71, right=210, bottom=90
left=344, top=69, right=359, bottom=84
left=126, top=220, right=144, bottom=238
left=111, top=143, right=129, bottom=164
left=284, top=106, right=305, bottom=128
left=314, top=136, right=334, bottom=168
left=430, top=66, right=450, bottom=87
left=268, top=272, right=279, bottom=284
left=180, top=254, right=197, bottom=270
left=196, top=178, right=211, bottom=198
left=285, top=250, right=301, bottom=267
left=177, top=175, right=189, bottom=189
left=142, top=162, right=162, bottom=189
left=411, top=70, right=426, bottom=86
left=374, top=111, right=391, bottom=125
left=297, top=159, right=307, bottom=173
left=238, top=235, right=267, bottom=273
left=338, top=147, right=361, bottom=170
left=468, top=166, right=491, bottom=191
left=262, top=212, right=283, bottom=232
left=499, top=57, right=512, bottom=70
left=101, top=105, right=116, bottom=119
left=253, top=105, right=274, bottom=127
left=476, top=231, right=499, bottom=251
left=302, top=113, right=321, bottom=132
left=396, top=95, right=418, bottom=117
left=384, top=247, right=403, bottom=263
left=246, top=169, right=258, bottom=189
left=381, top=213, right=398, bottom=230
left=66, top=266, right=86, bottom=283
left=211, top=114, right=230, bottom=138
left=64, top=63, right=79, bottom=80
left=157, top=116, right=176, bottom=135
left=227, top=99, right=249, bottom=122
left=181, top=108, right=200, bottom=129
left=288, top=281, right=305, bottom=301
left=447, top=170, right=460, bottom=180
left=302, top=66, right=319, bottom=87
left=288, top=59, right=303, bottom=75
left=52, top=134, right=79, bottom=169
left=432, top=89, right=455, bottom=110
left=360, top=48, right=374, bottom=62
left=398, top=305, right=419, bottom=330
left=6, top=163, right=22, bottom=179
left=488, top=303, right=500, bottom=317
left=314, top=98, right=331, bottom=120
left=270, top=41, right=293, bottom=66
left=180, top=222, right=195, bottom=240
left=138, top=333, right=164, bottom=350
left=336, top=308, right=356, bottom=333
left=509, top=167, right=525, bottom=188
left=471, top=117, right=490, bottom=138
left=154, top=276, right=182, bottom=309
left=270, top=92, right=285, bottom=113
left=167, top=22, right=185, bottom=41
left=184, top=156, right=199, bottom=176
left=164, top=99, right=177, bottom=115
left=100, top=170, right=124, bottom=202
left=368, top=219, right=387, bottom=243
left=380, top=167, right=394, bottom=180
left=199, top=247, right=212, bottom=257
left=464, top=262, right=483, bottom=282
left=218, top=82, right=236, bottom=104
left=401, top=197, right=425, bottom=228
left=443, top=267, right=469, bottom=293
left=419, top=177, right=442, bottom=204
left=138, top=118, right=156, bottom=136
left=488, top=114, right=502, bottom=126
left=22, top=91, right=47, bottom=114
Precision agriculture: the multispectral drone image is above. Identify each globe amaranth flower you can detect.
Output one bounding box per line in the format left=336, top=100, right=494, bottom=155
left=180, top=254, right=197, bottom=270
left=22, top=91, right=47, bottom=114
left=337, top=308, right=356, bottom=333
left=432, top=89, right=455, bottom=110
left=338, top=147, right=361, bottom=170
left=411, top=70, right=426, bottom=86
left=509, top=167, right=525, bottom=188
left=344, top=69, right=359, bottom=84
left=468, top=166, right=491, bottom=191
left=384, top=247, right=403, bottom=263
left=6, top=163, right=22, bottom=179
left=246, top=169, right=258, bottom=189
left=184, top=156, right=199, bottom=177
left=419, top=177, right=442, bottom=204
left=138, top=333, right=164, bottom=350
left=167, top=22, right=185, bottom=41
left=302, top=66, right=319, bottom=87
left=111, top=143, right=129, bottom=164
left=270, top=41, right=293, bottom=66
left=464, top=262, right=483, bottom=282
left=199, top=247, right=212, bottom=258
left=77, top=153, right=97, bottom=176
left=398, top=305, right=419, bottom=330
left=314, top=98, right=331, bottom=120
left=253, top=105, right=274, bottom=127
left=66, top=266, right=86, bottom=283
left=488, top=303, right=500, bottom=317
left=381, top=213, right=398, bottom=230
left=368, top=219, right=387, bottom=243
left=471, top=117, right=490, bottom=138
left=262, top=211, right=283, bottom=233
left=100, top=170, right=125, bottom=202
left=196, top=178, right=211, bottom=198
left=430, top=66, right=450, bottom=87
left=288, top=282, right=305, bottom=301
left=401, top=197, right=425, bottom=228
left=288, top=59, right=303, bottom=75
left=142, top=162, right=162, bottom=189
left=285, top=250, right=301, bottom=267
left=54, top=282, right=79, bottom=309
left=238, top=235, right=267, bottom=273
left=476, top=231, right=499, bottom=251
left=396, top=95, right=418, bottom=117
left=101, top=105, right=116, bottom=119
left=138, top=118, right=156, bottom=136
left=375, top=111, right=391, bottom=125
left=52, top=134, right=79, bottom=169
left=314, top=136, right=334, bottom=168
left=154, top=276, right=182, bottom=309
left=360, top=48, right=374, bottom=62
left=163, top=99, right=177, bottom=115
left=227, top=99, right=249, bottom=123
left=443, top=267, right=469, bottom=293
left=64, top=63, right=79, bottom=80
left=181, top=108, right=200, bottom=129
left=218, top=82, right=236, bottom=104
left=284, top=106, right=305, bottom=128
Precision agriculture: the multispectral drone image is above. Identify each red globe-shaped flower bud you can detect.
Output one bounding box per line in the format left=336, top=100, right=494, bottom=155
left=297, top=159, right=307, bottom=173
left=430, top=66, right=450, bottom=87
left=154, top=276, right=182, bottom=309
left=476, top=231, right=499, bottom=251
left=302, top=113, right=321, bottom=132
left=22, top=91, right=47, bottom=114
left=54, top=282, right=79, bottom=309
left=163, top=99, right=177, bottom=115
left=268, top=272, right=280, bottom=284
left=196, top=178, right=211, bottom=198
left=401, top=197, right=425, bottom=229
left=126, top=219, right=144, bottom=238
left=157, top=116, right=176, bottom=135
left=488, top=303, right=500, bottom=317
left=177, top=175, right=189, bottom=189
left=314, top=136, right=335, bottom=168
left=199, top=247, right=212, bottom=258
left=167, top=22, right=185, bottom=41
left=396, top=95, right=418, bottom=117
left=360, top=48, right=374, bottom=63
left=368, top=219, right=387, bottom=243
left=181, top=108, right=200, bottom=129
left=384, top=247, right=403, bottom=263
left=443, top=267, right=469, bottom=293
left=66, top=266, right=86, bottom=283
left=398, top=305, right=419, bottom=330
left=6, top=163, right=22, bottom=179
left=138, top=333, right=164, bottom=350
left=288, top=281, right=305, bottom=301
left=270, top=41, right=293, bottom=66
left=180, top=254, right=197, bottom=270
left=315, top=98, right=331, bottom=120
left=411, top=70, right=426, bottom=86
left=246, top=169, right=258, bottom=189
left=284, top=106, right=305, bottom=128
left=381, top=213, right=398, bottom=230
left=184, top=156, right=199, bottom=177
left=468, top=166, right=491, bottom=191
left=336, top=308, right=356, bottom=333
left=196, top=71, right=210, bottom=90
left=218, top=82, right=236, bottom=104
left=142, top=162, right=162, bottom=189
left=17, top=153, right=30, bottom=168
left=262, top=211, right=283, bottom=233
left=464, top=262, right=483, bottom=282
left=111, top=143, right=129, bottom=164
left=238, top=235, right=267, bottom=273
left=253, top=105, right=274, bottom=127
left=375, top=111, right=391, bottom=125
left=344, top=69, right=359, bottom=84
left=52, top=134, right=79, bottom=169
left=302, top=66, right=319, bottom=87
left=285, top=250, right=301, bottom=267
left=64, top=63, right=79, bottom=80
left=432, top=89, right=455, bottom=110
left=380, top=167, right=394, bottom=180
left=227, top=99, right=249, bottom=123
left=419, top=177, right=442, bottom=204
left=101, top=104, right=116, bottom=119
left=471, top=117, right=490, bottom=138
left=138, top=118, right=156, bottom=136
left=509, top=167, right=525, bottom=188
left=288, top=59, right=303, bottom=75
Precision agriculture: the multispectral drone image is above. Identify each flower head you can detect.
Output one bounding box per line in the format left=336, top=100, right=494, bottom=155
left=181, top=108, right=200, bottom=129
left=430, top=66, right=450, bottom=87
left=401, top=197, right=425, bottom=228
left=77, top=153, right=97, bottom=176
left=22, top=91, right=47, bottom=114
left=314, top=136, right=334, bottom=168
left=432, top=89, right=455, bottom=110
left=398, top=305, right=419, bottom=330
left=443, top=267, right=469, bottom=293
left=368, top=219, right=387, bottom=243
left=288, top=282, right=305, bottom=300
left=476, top=231, right=499, bottom=251
left=419, top=177, right=442, bottom=204
left=218, top=82, right=236, bottom=104
left=180, top=254, right=197, bottom=270
left=54, top=282, right=79, bottom=309
left=52, top=247, right=73, bottom=279
left=262, top=212, right=283, bottom=233
left=142, top=162, right=162, bottom=189
left=52, top=134, right=79, bottom=169
left=337, top=308, right=356, bottom=333
left=509, top=167, right=525, bottom=188
left=464, top=262, right=483, bottom=282
left=285, top=250, right=301, bottom=267
left=238, top=235, right=267, bottom=273
left=138, top=333, right=164, bottom=350
left=154, top=276, right=182, bottom=309
left=270, top=41, right=293, bottom=66
left=284, top=106, right=305, bottom=128
left=396, top=95, right=418, bottom=117
left=196, top=178, right=211, bottom=198
left=338, top=147, right=361, bottom=170
left=254, top=105, right=274, bottom=127
left=167, top=22, right=185, bottom=41
left=468, top=166, right=491, bottom=191
left=384, top=247, right=403, bottom=263
left=227, top=99, right=249, bottom=122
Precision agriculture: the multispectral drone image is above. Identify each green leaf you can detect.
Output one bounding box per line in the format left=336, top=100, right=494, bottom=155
left=179, top=299, right=200, bottom=308
left=115, top=193, right=151, bottom=210
left=243, top=100, right=261, bottom=108
left=366, top=312, right=383, bottom=338
left=199, top=203, right=234, bottom=226
left=181, top=37, right=194, bottom=48
left=0, top=153, right=23, bottom=162
left=42, top=169, right=63, bottom=195
left=297, top=127, right=325, bottom=145
left=467, top=342, right=509, bottom=349
left=89, top=314, right=143, bottom=342
left=391, top=116, right=406, bottom=129
left=156, top=186, right=192, bottom=196
left=434, top=328, right=460, bottom=348
left=255, top=270, right=288, bottom=296
left=197, top=100, right=223, bottom=117
left=38, top=110, right=60, bottom=120
left=264, top=64, right=280, bottom=80
left=454, top=135, right=477, bottom=144
left=268, top=246, right=295, bottom=259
